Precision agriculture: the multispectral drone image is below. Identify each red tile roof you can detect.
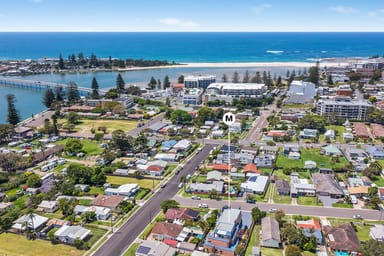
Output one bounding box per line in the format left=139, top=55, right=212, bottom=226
left=147, top=166, right=164, bottom=172
left=163, top=239, right=178, bottom=247
left=371, top=124, right=384, bottom=139
left=353, top=123, right=369, bottom=138
left=211, top=164, right=230, bottom=171
left=296, top=219, right=321, bottom=230
left=378, top=187, right=384, bottom=196
left=151, top=222, right=183, bottom=240
left=92, top=195, right=125, bottom=209
left=243, top=163, right=261, bottom=174
left=164, top=208, right=199, bottom=221
left=324, top=224, right=361, bottom=253
left=267, top=130, right=288, bottom=137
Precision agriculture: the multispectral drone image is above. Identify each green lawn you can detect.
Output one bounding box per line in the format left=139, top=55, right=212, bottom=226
left=332, top=202, right=353, bottom=208
left=107, top=176, right=160, bottom=189
left=276, top=148, right=349, bottom=169
left=57, top=138, right=102, bottom=156
left=89, top=186, right=104, bottom=195
left=261, top=247, right=283, bottom=256
left=371, top=175, right=384, bottom=187
left=273, top=188, right=291, bottom=204
left=0, top=233, right=83, bottom=256
left=272, top=169, right=291, bottom=181
left=245, top=225, right=259, bottom=256
left=319, top=125, right=346, bottom=143
left=297, top=196, right=322, bottom=206
left=78, top=198, right=93, bottom=206
left=13, top=194, right=28, bottom=209
left=72, top=119, right=137, bottom=134
left=124, top=243, right=139, bottom=256
left=85, top=226, right=107, bottom=247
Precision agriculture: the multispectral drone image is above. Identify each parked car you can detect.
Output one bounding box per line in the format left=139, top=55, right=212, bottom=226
left=198, top=203, right=208, bottom=208
left=192, top=195, right=201, bottom=200
left=178, top=183, right=184, bottom=189
left=268, top=208, right=277, bottom=213
left=353, top=214, right=363, bottom=219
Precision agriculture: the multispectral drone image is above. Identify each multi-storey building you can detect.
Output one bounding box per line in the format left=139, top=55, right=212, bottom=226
left=316, top=97, right=372, bottom=121
left=184, top=75, right=216, bottom=89
left=183, top=88, right=203, bottom=105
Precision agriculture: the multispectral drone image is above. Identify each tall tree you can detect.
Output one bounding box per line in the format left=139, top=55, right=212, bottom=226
left=6, top=94, right=20, bottom=125
left=51, top=114, right=59, bottom=136
left=116, top=73, right=125, bottom=92
left=58, top=54, right=65, bottom=69
left=163, top=75, right=171, bottom=89
left=148, top=76, right=157, bottom=90
left=221, top=74, right=228, bottom=82
left=242, top=70, right=250, bottom=83
left=90, top=77, right=100, bottom=99
left=157, top=79, right=162, bottom=90
left=308, top=61, right=320, bottom=85
left=43, top=88, right=55, bottom=108
left=55, top=86, right=65, bottom=102
left=232, top=71, right=240, bottom=83
left=177, top=75, right=184, bottom=84
left=66, top=82, right=80, bottom=103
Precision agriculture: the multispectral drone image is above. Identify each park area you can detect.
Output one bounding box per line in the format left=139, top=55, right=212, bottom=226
left=276, top=148, right=349, bottom=169
left=107, top=175, right=161, bottom=189
left=0, top=233, right=83, bottom=256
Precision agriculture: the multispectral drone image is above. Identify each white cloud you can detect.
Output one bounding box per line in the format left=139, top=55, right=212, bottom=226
left=329, top=6, right=357, bottom=14
left=252, top=4, right=272, bottom=14
left=159, top=18, right=199, bottom=27
left=368, top=9, right=384, bottom=17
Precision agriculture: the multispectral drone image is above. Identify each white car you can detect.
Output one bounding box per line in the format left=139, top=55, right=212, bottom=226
left=268, top=208, right=277, bottom=213
left=198, top=203, right=208, bottom=208
left=192, top=195, right=201, bottom=200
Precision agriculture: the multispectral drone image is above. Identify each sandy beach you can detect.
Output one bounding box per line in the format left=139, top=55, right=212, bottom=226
left=116, top=60, right=350, bottom=72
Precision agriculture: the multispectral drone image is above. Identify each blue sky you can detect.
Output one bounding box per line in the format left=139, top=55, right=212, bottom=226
left=0, top=0, right=383, bottom=32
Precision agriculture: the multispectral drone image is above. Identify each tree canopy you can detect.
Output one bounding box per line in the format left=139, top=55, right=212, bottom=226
left=170, top=110, right=193, bottom=124
left=160, top=199, right=179, bottom=213
left=6, top=94, right=20, bottom=125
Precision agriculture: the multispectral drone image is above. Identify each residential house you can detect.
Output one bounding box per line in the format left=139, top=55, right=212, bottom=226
left=55, top=225, right=91, bottom=244
left=0, top=202, right=13, bottom=213
left=324, top=224, right=360, bottom=254
left=205, top=121, right=215, bottom=127
left=173, top=139, right=192, bottom=152
left=283, top=144, right=299, bottom=156
left=92, top=195, right=125, bottom=211
left=261, top=217, right=281, bottom=248
left=296, top=219, right=323, bottom=244
left=285, top=80, right=316, bottom=104
left=161, top=140, right=177, bottom=151
left=346, top=148, right=366, bottom=160
left=211, top=130, right=224, bottom=138
left=37, top=200, right=58, bottom=213
left=12, top=213, right=48, bottom=232
left=321, top=145, right=342, bottom=156
left=240, top=175, right=269, bottom=194
left=304, top=160, right=316, bottom=169
left=378, top=187, right=384, bottom=200
left=276, top=179, right=290, bottom=195
left=211, top=164, right=230, bottom=172
left=370, top=224, right=384, bottom=241
left=288, top=151, right=301, bottom=160
left=189, top=181, right=224, bottom=194
left=267, top=130, right=288, bottom=139
left=366, top=146, right=384, bottom=160
left=207, top=171, right=222, bottom=182
left=74, top=205, right=111, bottom=220
left=254, top=154, right=275, bottom=168
left=240, top=147, right=258, bottom=156
left=324, top=130, right=335, bottom=141
left=259, top=146, right=278, bottom=155
left=154, top=153, right=177, bottom=162
left=74, top=184, right=90, bottom=192
left=164, top=208, right=200, bottom=223
left=353, top=122, right=370, bottom=139
left=105, top=183, right=140, bottom=197
left=290, top=173, right=316, bottom=198
left=242, top=163, right=261, bottom=175
left=348, top=177, right=365, bottom=187
left=313, top=173, right=344, bottom=199
left=371, top=124, right=384, bottom=139
left=149, top=222, right=183, bottom=241
left=221, top=145, right=238, bottom=153
left=146, top=160, right=168, bottom=176
left=114, top=168, right=130, bottom=176
left=348, top=186, right=369, bottom=198
left=343, top=132, right=354, bottom=142
left=135, top=239, right=177, bottom=256
left=204, top=209, right=249, bottom=256
left=299, top=129, right=318, bottom=139
left=229, top=122, right=242, bottom=133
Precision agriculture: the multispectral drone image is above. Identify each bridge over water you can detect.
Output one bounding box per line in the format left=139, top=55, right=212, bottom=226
left=0, top=77, right=106, bottom=96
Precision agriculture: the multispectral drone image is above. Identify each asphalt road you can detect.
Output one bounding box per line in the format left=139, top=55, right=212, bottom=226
left=93, top=144, right=215, bottom=256
left=127, top=112, right=165, bottom=137
left=174, top=197, right=384, bottom=221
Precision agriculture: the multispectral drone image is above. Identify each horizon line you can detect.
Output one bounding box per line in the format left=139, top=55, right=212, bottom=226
left=1, top=31, right=384, bottom=33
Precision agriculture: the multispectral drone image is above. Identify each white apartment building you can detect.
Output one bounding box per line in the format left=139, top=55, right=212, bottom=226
left=316, top=97, right=372, bottom=121
left=184, top=75, right=216, bottom=89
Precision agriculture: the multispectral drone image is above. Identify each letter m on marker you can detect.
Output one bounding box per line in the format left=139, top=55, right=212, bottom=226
left=225, top=115, right=233, bottom=122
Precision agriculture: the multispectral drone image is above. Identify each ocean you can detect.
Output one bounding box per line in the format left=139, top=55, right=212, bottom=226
left=0, top=32, right=384, bottom=123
